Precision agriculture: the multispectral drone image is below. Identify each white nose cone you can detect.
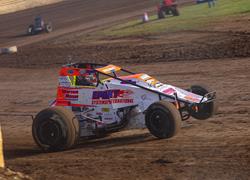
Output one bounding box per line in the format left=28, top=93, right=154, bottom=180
left=142, top=12, right=149, bottom=23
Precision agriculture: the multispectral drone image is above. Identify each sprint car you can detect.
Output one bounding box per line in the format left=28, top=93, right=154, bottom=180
left=32, top=63, right=217, bottom=151
left=27, top=16, right=52, bottom=35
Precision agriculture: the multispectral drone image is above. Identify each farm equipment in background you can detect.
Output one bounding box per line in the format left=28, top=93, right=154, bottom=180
left=196, top=0, right=209, bottom=4
left=158, top=0, right=180, bottom=19
left=27, top=16, right=52, bottom=35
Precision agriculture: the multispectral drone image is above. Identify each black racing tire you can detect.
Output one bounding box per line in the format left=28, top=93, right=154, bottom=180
left=189, top=84, right=217, bottom=120
left=27, top=24, right=35, bottom=35
left=45, top=23, right=53, bottom=33
left=32, top=106, right=79, bottom=152
left=146, top=101, right=181, bottom=139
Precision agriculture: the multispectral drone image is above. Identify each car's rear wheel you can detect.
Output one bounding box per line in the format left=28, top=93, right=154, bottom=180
left=146, top=101, right=181, bottom=139
left=189, top=84, right=217, bottom=120
left=45, top=23, right=52, bottom=33
left=32, top=106, right=79, bottom=152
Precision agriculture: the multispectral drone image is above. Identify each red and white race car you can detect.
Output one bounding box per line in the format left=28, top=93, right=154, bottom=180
left=32, top=63, right=217, bottom=151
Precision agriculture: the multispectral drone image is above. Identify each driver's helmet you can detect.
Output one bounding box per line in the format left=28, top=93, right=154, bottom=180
left=85, top=73, right=97, bottom=85
left=76, top=72, right=97, bottom=86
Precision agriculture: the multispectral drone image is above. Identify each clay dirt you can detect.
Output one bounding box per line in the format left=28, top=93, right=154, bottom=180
left=0, top=0, right=249, bottom=179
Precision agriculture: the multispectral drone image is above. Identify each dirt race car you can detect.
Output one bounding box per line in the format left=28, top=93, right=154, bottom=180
left=32, top=63, right=217, bottom=151
left=27, top=16, right=52, bottom=35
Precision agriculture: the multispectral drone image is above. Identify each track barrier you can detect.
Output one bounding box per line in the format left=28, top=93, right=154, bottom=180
left=142, top=12, right=149, bottom=23
left=0, top=46, right=18, bottom=54
left=0, top=124, right=5, bottom=168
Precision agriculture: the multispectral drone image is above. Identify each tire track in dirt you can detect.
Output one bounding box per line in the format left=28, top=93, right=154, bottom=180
left=1, top=30, right=249, bottom=68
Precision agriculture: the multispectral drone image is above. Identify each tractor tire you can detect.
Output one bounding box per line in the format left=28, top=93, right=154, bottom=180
left=189, top=84, right=217, bottom=120
left=158, top=10, right=165, bottom=19
left=45, top=23, right=52, bottom=33
left=173, top=8, right=180, bottom=16
left=32, top=106, right=79, bottom=152
left=146, top=101, right=181, bottom=139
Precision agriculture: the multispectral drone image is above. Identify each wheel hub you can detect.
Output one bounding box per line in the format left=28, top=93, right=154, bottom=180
left=39, top=119, right=63, bottom=146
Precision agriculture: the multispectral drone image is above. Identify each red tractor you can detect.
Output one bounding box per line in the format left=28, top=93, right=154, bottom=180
left=158, top=0, right=180, bottom=19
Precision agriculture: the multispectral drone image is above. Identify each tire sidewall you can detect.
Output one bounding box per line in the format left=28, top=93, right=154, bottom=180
left=146, top=101, right=181, bottom=139
left=32, top=107, right=79, bottom=151
left=45, top=24, right=52, bottom=33
left=190, top=85, right=217, bottom=120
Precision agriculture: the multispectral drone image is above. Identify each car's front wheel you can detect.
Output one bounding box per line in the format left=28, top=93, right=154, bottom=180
left=27, top=24, right=35, bottom=35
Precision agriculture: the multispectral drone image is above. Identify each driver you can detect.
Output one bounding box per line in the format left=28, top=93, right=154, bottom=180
left=75, top=73, right=97, bottom=86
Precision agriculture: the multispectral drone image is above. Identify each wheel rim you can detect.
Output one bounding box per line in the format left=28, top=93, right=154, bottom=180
left=150, top=109, right=170, bottom=133
left=38, top=118, right=63, bottom=146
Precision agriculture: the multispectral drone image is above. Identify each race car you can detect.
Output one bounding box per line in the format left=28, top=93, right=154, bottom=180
left=27, top=16, right=52, bottom=35
left=32, top=63, right=217, bottom=151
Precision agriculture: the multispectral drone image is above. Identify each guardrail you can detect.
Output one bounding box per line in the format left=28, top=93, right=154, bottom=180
left=0, top=46, right=17, bottom=55
left=0, top=124, right=4, bottom=168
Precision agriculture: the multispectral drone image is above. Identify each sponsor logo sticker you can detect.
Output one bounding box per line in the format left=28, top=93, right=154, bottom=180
left=92, top=89, right=134, bottom=104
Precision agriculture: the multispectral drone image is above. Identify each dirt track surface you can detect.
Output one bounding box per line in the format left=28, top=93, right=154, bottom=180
left=0, top=1, right=250, bottom=180
left=1, top=30, right=250, bottom=68
left=0, top=57, right=250, bottom=180
left=0, top=0, right=157, bottom=47
left=0, top=0, right=194, bottom=48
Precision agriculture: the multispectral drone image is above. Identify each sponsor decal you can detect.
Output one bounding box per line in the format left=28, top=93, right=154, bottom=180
left=102, top=108, right=110, bottom=112
left=145, top=78, right=159, bottom=87
left=104, top=117, right=113, bottom=120
left=184, top=95, right=200, bottom=103
left=120, top=80, right=137, bottom=85
left=155, top=82, right=163, bottom=88
left=92, top=99, right=134, bottom=105
left=62, top=89, right=78, bottom=94
left=59, top=76, right=71, bottom=87
left=65, top=94, right=78, bottom=100
left=96, top=112, right=103, bottom=116
left=140, top=74, right=150, bottom=80
left=60, top=88, right=79, bottom=101
left=79, top=69, right=86, bottom=75
left=92, top=89, right=134, bottom=104
left=104, top=68, right=115, bottom=73
left=163, top=88, right=176, bottom=95
left=92, top=89, right=133, bottom=99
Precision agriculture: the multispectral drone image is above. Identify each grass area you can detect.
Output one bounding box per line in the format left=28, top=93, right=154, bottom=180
left=100, top=0, right=250, bottom=37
